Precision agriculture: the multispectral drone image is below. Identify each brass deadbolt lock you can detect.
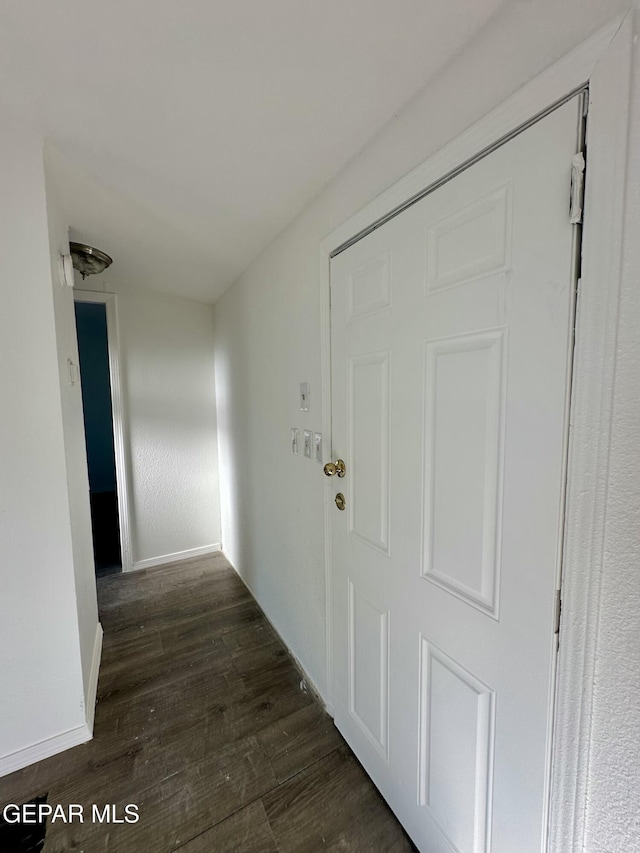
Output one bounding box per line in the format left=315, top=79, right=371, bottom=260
left=335, top=493, right=346, bottom=511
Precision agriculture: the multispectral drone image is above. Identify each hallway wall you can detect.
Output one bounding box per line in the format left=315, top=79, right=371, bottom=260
left=76, top=275, right=221, bottom=566
left=45, top=162, right=101, bottom=712
left=213, top=2, right=640, bottom=849
left=0, top=109, right=92, bottom=773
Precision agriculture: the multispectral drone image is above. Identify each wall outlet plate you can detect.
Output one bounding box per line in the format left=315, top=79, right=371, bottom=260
left=314, top=432, right=322, bottom=462
left=303, top=430, right=312, bottom=458
left=299, top=382, right=310, bottom=411
left=291, top=428, right=300, bottom=455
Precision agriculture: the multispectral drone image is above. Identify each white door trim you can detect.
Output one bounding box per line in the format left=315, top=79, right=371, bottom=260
left=548, top=15, right=633, bottom=852
left=319, top=13, right=632, bottom=851
left=74, top=289, right=134, bottom=574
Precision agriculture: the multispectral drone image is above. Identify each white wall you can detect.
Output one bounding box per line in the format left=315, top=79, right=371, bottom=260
left=77, top=274, right=221, bottom=566
left=214, top=223, right=326, bottom=685
left=45, top=162, right=100, bottom=706
left=213, top=0, right=639, bottom=847
left=0, top=111, right=91, bottom=772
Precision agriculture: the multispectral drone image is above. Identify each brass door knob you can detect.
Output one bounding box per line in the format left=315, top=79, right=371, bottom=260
left=324, top=459, right=346, bottom=478
left=335, top=493, right=346, bottom=511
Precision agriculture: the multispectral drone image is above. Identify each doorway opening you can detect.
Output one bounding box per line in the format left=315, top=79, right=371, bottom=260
left=75, top=299, right=122, bottom=576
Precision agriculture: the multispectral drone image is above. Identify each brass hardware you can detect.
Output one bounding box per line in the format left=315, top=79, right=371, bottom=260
left=335, top=492, right=346, bottom=511
left=324, top=459, right=346, bottom=478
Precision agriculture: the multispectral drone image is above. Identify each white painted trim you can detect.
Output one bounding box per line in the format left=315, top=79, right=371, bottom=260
left=0, top=722, right=92, bottom=778
left=84, top=622, right=103, bottom=733
left=223, top=550, right=327, bottom=708
left=549, top=14, right=633, bottom=853
left=132, top=543, right=222, bottom=572
left=74, top=290, right=134, bottom=573
left=319, top=244, right=334, bottom=715
left=318, top=12, right=632, bottom=851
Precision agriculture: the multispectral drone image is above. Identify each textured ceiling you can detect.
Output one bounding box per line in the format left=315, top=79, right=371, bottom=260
left=0, top=0, right=505, bottom=302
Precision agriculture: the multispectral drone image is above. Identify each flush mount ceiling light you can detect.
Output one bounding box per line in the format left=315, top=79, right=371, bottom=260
left=70, top=242, right=113, bottom=280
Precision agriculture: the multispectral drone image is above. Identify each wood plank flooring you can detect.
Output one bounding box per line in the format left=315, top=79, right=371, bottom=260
left=0, top=554, right=416, bottom=852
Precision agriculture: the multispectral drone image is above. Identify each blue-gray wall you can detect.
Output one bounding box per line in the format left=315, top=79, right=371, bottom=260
left=74, top=302, right=116, bottom=494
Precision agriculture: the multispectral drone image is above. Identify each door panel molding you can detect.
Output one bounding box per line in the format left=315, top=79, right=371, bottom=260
left=425, top=182, right=512, bottom=296
left=421, top=329, right=506, bottom=619
left=348, top=350, right=391, bottom=555
left=320, top=14, right=632, bottom=851
left=347, top=252, right=392, bottom=322
left=348, top=580, right=390, bottom=761
left=418, top=636, right=495, bottom=853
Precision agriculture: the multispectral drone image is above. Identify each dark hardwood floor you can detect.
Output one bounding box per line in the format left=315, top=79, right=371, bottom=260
left=0, top=554, right=416, bottom=852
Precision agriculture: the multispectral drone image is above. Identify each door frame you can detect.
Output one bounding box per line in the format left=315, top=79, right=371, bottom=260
left=318, top=13, right=632, bottom=852
left=74, top=290, right=133, bottom=574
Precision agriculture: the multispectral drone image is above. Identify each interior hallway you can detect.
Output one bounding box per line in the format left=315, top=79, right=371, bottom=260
left=0, top=555, right=415, bottom=852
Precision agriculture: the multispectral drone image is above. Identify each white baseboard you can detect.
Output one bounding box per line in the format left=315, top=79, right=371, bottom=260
left=222, top=550, right=329, bottom=713
left=0, top=722, right=92, bottom=779
left=85, top=622, right=103, bottom=732
left=130, top=542, right=222, bottom=572
left=0, top=622, right=104, bottom=779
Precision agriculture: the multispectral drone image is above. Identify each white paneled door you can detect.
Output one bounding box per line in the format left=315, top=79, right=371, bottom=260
left=329, top=96, right=583, bottom=852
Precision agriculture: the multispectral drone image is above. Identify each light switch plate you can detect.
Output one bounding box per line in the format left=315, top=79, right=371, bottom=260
left=314, top=432, right=322, bottom=462
left=303, top=430, right=312, bottom=458
left=299, top=382, right=310, bottom=411
left=291, top=428, right=300, bottom=455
